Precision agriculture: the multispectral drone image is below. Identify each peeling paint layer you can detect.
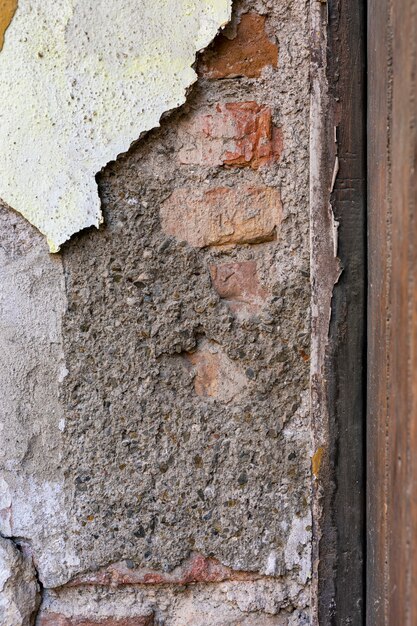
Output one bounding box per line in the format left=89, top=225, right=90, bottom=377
left=0, top=0, right=231, bottom=252
left=0, top=0, right=17, bottom=51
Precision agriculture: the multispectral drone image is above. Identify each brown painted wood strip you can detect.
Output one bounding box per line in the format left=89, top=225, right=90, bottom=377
left=389, top=0, right=417, bottom=621
left=368, top=0, right=417, bottom=622
left=367, top=0, right=390, bottom=620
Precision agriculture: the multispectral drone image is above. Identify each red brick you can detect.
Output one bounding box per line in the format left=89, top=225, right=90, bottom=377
left=178, top=102, right=283, bottom=169
left=68, top=553, right=258, bottom=587
left=38, top=615, right=154, bottom=626
left=209, top=260, right=268, bottom=318
left=185, top=341, right=248, bottom=402
left=199, top=13, right=278, bottom=79
left=160, top=186, right=282, bottom=248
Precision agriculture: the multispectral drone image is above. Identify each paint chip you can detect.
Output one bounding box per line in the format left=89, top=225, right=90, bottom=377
left=0, top=0, right=17, bottom=51
left=312, top=446, right=324, bottom=478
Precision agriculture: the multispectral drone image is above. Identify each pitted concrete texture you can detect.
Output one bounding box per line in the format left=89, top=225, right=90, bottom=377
left=59, top=0, right=311, bottom=595
left=0, top=0, right=231, bottom=251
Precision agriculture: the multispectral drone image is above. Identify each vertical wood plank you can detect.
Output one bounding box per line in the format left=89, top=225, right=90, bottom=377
left=389, top=0, right=417, bottom=622
left=368, top=0, right=417, bottom=622
left=327, top=1, right=366, bottom=623
left=367, top=0, right=390, bottom=620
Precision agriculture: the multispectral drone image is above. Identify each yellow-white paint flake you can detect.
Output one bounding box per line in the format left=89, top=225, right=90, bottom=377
left=0, top=0, right=231, bottom=252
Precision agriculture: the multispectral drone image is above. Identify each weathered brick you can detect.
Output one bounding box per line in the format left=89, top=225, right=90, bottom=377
left=160, top=186, right=281, bottom=248
left=68, top=553, right=257, bottom=587
left=178, top=102, right=282, bottom=169
left=199, top=13, right=278, bottom=79
left=38, top=615, right=154, bottom=626
left=210, top=260, right=268, bottom=318
left=185, top=341, right=248, bottom=402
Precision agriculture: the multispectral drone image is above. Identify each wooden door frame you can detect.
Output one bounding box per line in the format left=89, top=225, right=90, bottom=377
left=326, top=2, right=367, bottom=623
left=316, top=0, right=417, bottom=622
left=367, top=0, right=417, bottom=622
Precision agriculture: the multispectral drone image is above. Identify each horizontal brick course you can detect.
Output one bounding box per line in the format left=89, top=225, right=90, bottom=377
left=68, top=553, right=258, bottom=587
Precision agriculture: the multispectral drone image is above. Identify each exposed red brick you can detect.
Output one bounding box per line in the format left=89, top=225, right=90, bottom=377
left=38, top=615, right=153, bottom=626
left=178, top=102, right=283, bottom=169
left=199, top=13, right=278, bottom=79
left=185, top=341, right=248, bottom=401
left=68, top=553, right=259, bottom=587
left=210, top=260, right=268, bottom=318
left=160, top=186, right=282, bottom=248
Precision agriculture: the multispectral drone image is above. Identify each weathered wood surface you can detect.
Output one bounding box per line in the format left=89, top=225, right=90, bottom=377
left=368, top=0, right=417, bottom=622
left=328, top=1, right=366, bottom=624
left=315, top=1, right=366, bottom=623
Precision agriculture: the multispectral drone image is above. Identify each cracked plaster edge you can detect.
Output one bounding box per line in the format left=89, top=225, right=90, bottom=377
left=0, top=1, right=232, bottom=254
left=49, top=3, right=233, bottom=254
left=309, top=0, right=342, bottom=623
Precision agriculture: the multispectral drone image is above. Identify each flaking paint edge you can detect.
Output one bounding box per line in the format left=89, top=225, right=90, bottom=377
left=0, top=0, right=231, bottom=252
left=0, top=0, right=17, bottom=50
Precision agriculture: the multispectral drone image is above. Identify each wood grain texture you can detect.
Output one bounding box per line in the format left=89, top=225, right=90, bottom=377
left=327, top=1, right=366, bottom=624
left=315, top=1, right=366, bottom=623
left=367, top=0, right=390, bottom=621
left=368, top=0, right=417, bottom=622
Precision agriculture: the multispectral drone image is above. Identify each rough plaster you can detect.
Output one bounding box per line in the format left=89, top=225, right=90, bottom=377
left=0, top=0, right=231, bottom=252
left=0, top=0, right=313, bottom=622
left=0, top=536, right=40, bottom=625
left=57, top=0, right=311, bottom=595
left=41, top=581, right=310, bottom=625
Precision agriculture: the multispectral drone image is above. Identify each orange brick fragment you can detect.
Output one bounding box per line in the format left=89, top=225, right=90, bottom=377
left=199, top=13, right=278, bottom=79
left=210, top=260, right=268, bottom=318
left=178, top=102, right=283, bottom=169
left=160, top=186, right=282, bottom=248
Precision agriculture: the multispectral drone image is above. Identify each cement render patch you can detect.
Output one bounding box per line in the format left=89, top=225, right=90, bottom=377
left=0, top=205, right=74, bottom=585
left=40, top=581, right=310, bottom=625
left=57, top=0, right=311, bottom=596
